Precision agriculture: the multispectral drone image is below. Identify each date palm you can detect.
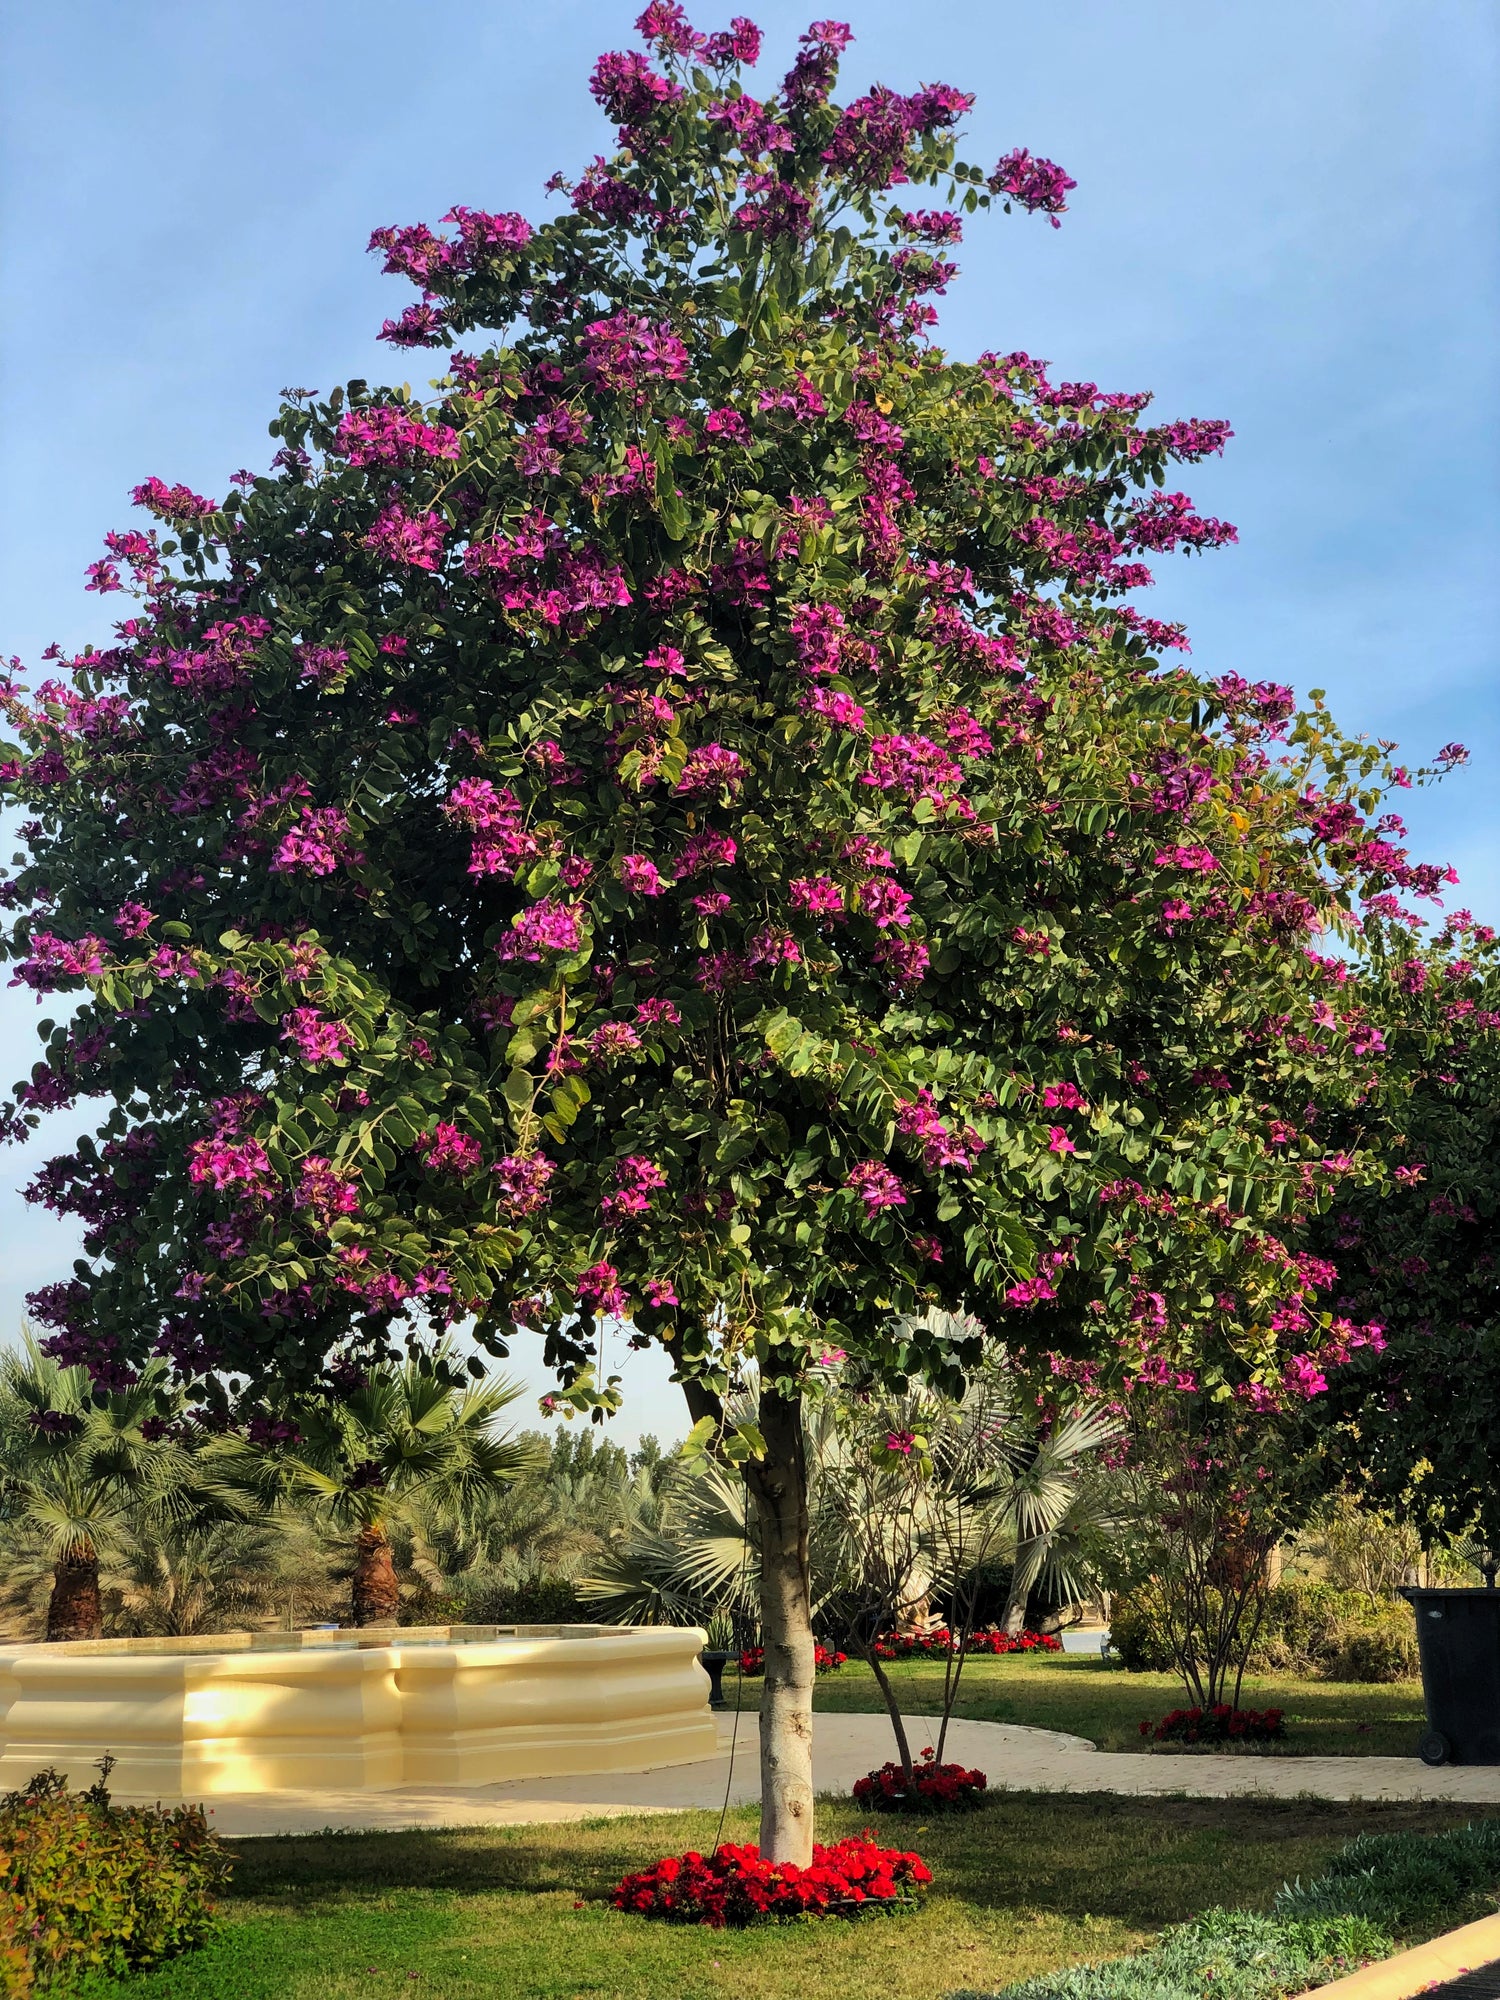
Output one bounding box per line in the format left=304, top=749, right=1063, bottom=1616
left=0, top=1332, right=238, bottom=1641
left=227, top=1347, right=542, bottom=1626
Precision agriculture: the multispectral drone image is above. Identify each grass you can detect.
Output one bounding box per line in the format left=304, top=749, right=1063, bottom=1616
left=750, top=1654, right=1426, bottom=1757
left=70, top=1793, right=1488, bottom=2000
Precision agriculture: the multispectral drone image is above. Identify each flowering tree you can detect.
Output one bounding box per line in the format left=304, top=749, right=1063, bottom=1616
left=0, top=8, right=1456, bottom=1857
left=1302, top=919, right=1500, bottom=1548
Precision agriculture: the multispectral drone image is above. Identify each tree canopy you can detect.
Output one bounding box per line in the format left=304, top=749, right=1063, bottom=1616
left=3, top=8, right=1465, bottom=1442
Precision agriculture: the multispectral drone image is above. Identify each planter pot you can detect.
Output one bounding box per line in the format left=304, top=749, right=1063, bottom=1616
left=1401, top=1585, right=1500, bottom=1765
left=700, top=1649, right=734, bottom=1710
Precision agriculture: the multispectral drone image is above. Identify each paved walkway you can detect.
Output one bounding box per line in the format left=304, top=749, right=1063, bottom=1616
left=204, top=1713, right=1500, bottom=1838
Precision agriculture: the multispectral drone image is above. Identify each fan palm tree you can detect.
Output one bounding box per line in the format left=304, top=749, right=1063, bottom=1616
left=226, top=1347, right=543, bottom=1626
left=0, top=1331, right=240, bottom=1641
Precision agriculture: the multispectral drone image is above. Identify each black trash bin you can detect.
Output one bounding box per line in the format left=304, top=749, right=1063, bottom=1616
left=1401, top=1586, right=1500, bottom=1765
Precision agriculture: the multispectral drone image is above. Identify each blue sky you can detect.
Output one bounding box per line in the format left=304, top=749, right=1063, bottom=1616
left=1, top=0, right=1495, bottom=1444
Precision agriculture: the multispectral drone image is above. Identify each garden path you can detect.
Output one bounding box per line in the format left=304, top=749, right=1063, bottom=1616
left=206, top=1712, right=1500, bottom=1838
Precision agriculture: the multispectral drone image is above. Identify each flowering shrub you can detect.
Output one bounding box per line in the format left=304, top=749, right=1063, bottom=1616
left=738, top=1642, right=846, bottom=1675
left=1140, top=1704, right=1286, bottom=1745
left=612, top=1833, right=930, bottom=1926
left=873, top=1625, right=1062, bottom=1659
left=853, top=1746, right=987, bottom=1812
left=0, top=1764, right=231, bottom=1991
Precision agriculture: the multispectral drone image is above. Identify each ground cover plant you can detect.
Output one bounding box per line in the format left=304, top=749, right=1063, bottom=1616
left=63, top=1796, right=1491, bottom=2000
left=955, top=1819, right=1500, bottom=2000
left=7, top=0, right=1489, bottom=1866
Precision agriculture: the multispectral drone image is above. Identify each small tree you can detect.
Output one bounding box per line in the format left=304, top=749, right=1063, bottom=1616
left=0, top=8, right=1441, bottom=1854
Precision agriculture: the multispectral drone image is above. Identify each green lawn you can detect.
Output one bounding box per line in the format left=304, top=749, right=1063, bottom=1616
left=73, top=1793, right=1485, bottom=2000
left=783, top=1654, right=1428, bottom=1757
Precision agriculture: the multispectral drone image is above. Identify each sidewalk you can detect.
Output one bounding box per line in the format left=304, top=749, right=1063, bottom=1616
left=204, top=1712, right=1500, bottom=1839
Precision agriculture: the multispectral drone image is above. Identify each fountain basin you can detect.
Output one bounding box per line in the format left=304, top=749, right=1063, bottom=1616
left=0, top=1623, right=716, bottom=1802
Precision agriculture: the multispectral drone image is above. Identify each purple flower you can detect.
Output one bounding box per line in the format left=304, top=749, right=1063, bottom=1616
left=496, top=897, right=585, bottom=961
left=845, top=1161, right=907, bottom=1213
left=281, top=1007, right=356, bottom=1066
left=417, top=1122, right=483, bottom=1174
left=576, top=1259, right=629, bottom=1317
left=296, top=1157, right=361, bottom=1226
left=987, top=148, right=1077, bottom=227
left=601, top=1153, right=668, bottom=1223
left=675, top=743, right=744, bottom=798
left=130, top=476, right=218, bottom=519
left=334, top=406, right=460, bottom=466
left=365, top=502, right=447, bottom=570
left=620, top=853, right=666, bottom=896
left=270, top=806, right=362, bottom=878
left=493, top=1153, right=554, bottom=1217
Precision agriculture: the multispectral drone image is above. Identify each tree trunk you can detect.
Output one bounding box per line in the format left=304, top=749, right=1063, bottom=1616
left=743, top=1383, right=816, bottom=1867
left=351, top=1522, right=400, bottom=1626
left=1002, top=1540, right=1036, bottom=1635
left=47, top=1546, right=102, bottom=1641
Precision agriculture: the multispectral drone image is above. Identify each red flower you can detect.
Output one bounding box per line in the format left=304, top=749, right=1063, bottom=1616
left=612, top=1835, right=932, bottom=1926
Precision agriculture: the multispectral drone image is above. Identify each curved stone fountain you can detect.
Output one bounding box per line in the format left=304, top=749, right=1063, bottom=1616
left=0, top=1623, right=715, bottom=1802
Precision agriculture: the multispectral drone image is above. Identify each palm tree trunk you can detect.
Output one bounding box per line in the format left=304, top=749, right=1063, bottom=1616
left=47, top=1545, right=102, bottom=1641
left=351, top=1521, right=400, bottom=1625
left=1002, top=1540, right=1036, bottom=1635
left=743, top=1383, right=815, bottom=1867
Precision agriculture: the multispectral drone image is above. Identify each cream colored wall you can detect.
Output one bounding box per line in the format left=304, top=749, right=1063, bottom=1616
left=0, top=1624, right=717, bottom=1801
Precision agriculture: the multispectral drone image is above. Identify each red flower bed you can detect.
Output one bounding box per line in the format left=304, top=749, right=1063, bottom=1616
left=1140, top=1704, right=1286, bottom=1745
left=737, top=1642, right=847, bottom=1676
left=612, top=1834, right=932, bottom=1926
left=873, top=1625, right=1063, bottom=1660
left=853, top=1745, right=987, bottom=1812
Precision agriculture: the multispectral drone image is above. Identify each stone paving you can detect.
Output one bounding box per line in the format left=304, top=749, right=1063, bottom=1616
left=204, top=1711, right=1500, bottom=1839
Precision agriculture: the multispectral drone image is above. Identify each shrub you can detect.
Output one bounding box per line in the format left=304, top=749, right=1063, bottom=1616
left=1324, top=1609, right=1420, bottom=1683
left=0, top=1764, right=231, bottom=1992
left=736, top=1643, right=846, bottom=1676
left=1140, top=1705, right=1285, bottom=1746
left=612, top=1834, right=931, bottom=1927
left=1111, top=1579, right=1422, bottom=1681
left=446, top=1573, right=584, bottom=1625
left=853, top=1748, right=987, bottom=1812
left=1106, top=1593, right=1177, bottom=1672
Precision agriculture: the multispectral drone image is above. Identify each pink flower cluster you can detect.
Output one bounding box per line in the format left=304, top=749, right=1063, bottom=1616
left=845, top=1161, right=907, bottom=1213
left=861, top=733, right=963, bottom=808
left=296, top=1156, right=361, bottom=1226
left=442, top=779, right=545, bottom=879
left=365, top=502, right=447, bottom=570
left=417, top=1122, right=483, bottom=1174
left=497, top=898, right=584, bottom=961
left=493, top=1152, right=554, bottom=1216
left=281, top=1007, right=356, bottom=1066
left=576, top=1259, right=629, bottom=1318
left=602, top=1154, right=668, bottom=1223
left=895, top=1089, right=984, bottom=1172
left=987, top=148, right=1076, bottom=226
left=334, top=406, right=460, bottom=466
left=675, top=743, right=744, bottom=797
left=271, top=806, right=362, bottom=878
